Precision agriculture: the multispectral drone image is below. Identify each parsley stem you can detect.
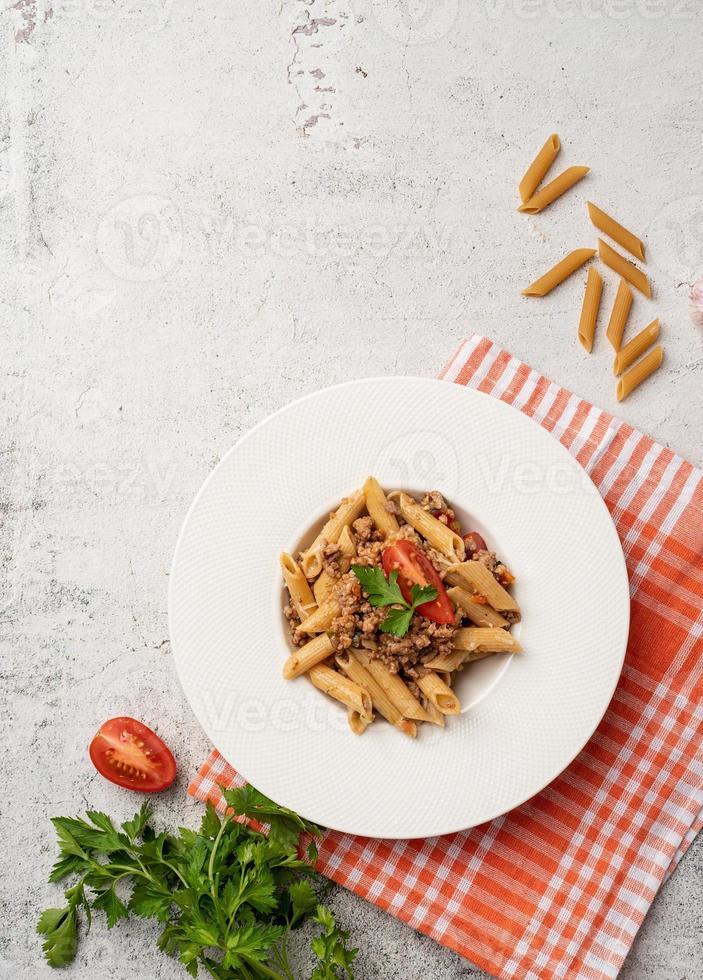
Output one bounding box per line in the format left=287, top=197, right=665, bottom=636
left=241, top=954, right=286, bottom=980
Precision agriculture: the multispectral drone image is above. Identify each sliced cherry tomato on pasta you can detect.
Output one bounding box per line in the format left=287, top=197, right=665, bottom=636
left=463, top=531, right=487, bottom=554
left=382, top=540, right=455, bottom=625
left=89, top=717, right=176, bottom=792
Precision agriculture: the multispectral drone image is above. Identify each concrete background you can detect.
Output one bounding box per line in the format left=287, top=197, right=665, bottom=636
left=1, top=1, right=702, bottom=978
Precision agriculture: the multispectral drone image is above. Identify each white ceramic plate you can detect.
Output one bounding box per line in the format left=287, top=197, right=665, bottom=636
left=169, top=378, right=629, bottom=839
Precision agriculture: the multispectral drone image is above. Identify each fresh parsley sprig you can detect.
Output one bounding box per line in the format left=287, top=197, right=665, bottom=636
left=351, top=564, right=437, bottom=637
left=38, top=787, right=357, bottom=980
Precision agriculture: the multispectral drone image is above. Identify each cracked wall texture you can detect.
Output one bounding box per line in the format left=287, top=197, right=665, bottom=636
left=1, top=1, right=702, bottom=978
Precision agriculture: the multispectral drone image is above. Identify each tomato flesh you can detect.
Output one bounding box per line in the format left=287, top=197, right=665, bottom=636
left=463, top=531, right=487, bottom=554
left=89, top=717, right=176, bottom=792
left=382, top=540, right=455, bottom=625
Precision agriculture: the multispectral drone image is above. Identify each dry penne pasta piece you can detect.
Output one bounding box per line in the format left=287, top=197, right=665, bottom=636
left=587, top=202, right=645, bottom=261
left=396, top=492, right=465, bottom=562
left=606, top=279, right=633, bottom=352
left=297, top=596, right=340, bottom=634
left=335, top=652, right=416, bottom=737
left=347, top=706, right=371, bottom=735
left=453, top=627, right=522, bottom=654
left=421, top=696, right=445, bottom=727
left=445, top=562, right=519, bottom=613
left=425, top=648, right=499, bottom=670
left=355, top=649, right=432, bottom=723
left=300, top=489, right=365, bottom=579
left=522, top=248, right=595, bottom=297
left=518, top=133, right=561, bottom=204
left=598, top=239, right=652, bottom=298
left=363, top=476, right=400, bottom=537
left=282, top=633, right=334, bottom=680
left=613, top=319, right=660, bottom=376
left=518, top=166, right=590, bottom=214
left=308, top=664, right=373, bottom=722
left=446, top=587, right=509, bottom=628
left=280, top=553, right=317, bottom=621
left=313, top=525, right=356, bottom=604
left=417, top=672, right=461, bottom=715
left=616, top=345, right=664, bottom=402
left=578, top=266, right=602, bottom=353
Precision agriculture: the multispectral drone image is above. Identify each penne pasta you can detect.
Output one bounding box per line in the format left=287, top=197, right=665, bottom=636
left=616, top=345, right=664, bottom=402
left=518, top=133, right=561, bottom=204
left=335, top=652, right=416, bottom=736
left=308, top=664, right=373, bottom=721
left=313, top=525, right=357, bottom=604
left=363, top=476, right=400, bottom=537
left=421, top=696, right=445, bottom=727
left=598, top=239, right=652, bottom=298
left=417, top=672, right=461, bottom=715
left=425, top=648, right=499, bottom=671
left=613, top=318, right=660, bottom=376
left=587, top=202, right=645, bottom=261
left=453, top=627, right=522, bottom=654
left=605, top=279, right=633, bottom=352
left=280, top=553, right=317, bottom=621
left=282, top=633, right=334, bottom=680
left=445, top=562, right=519, bottom=613
left=347, top=706, right=371, bottom=735
left=446, top=586, right=509, bottom=628
left=522, top=248, right=595, bottom=297
left=297, top=596, right=341, bottom=634
left=518, top=166, right=590, bottom=214
left=355, top=650, right=432, bottom=723
left=396, top=492, right=465, bottom=562
left=300, top=489, right=365, bottom=579
left=578, top=266, right=603, bottom=353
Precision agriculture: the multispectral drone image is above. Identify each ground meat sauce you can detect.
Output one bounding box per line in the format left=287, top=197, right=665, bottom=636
left=287, top=489, right=518, bottom=680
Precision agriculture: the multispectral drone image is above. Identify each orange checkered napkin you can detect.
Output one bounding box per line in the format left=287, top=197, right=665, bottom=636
left=189, top=336, right=703, bottom=980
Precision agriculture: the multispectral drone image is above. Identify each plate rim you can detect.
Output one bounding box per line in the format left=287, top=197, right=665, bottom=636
left=169, top=376, right=630, bottom=838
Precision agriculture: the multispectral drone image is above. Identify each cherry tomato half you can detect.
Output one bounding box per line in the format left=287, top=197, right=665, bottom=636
left=89, top=717, right=176, bottom=793
left=382, top=540, right=455, bottom=625
left=463, top=531, right=487, bottom=554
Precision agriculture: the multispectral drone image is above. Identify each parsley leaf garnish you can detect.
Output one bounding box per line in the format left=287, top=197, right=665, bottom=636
left=38, top=787, right=357, bottom=978
left=351, top=565, right=438, bottom=637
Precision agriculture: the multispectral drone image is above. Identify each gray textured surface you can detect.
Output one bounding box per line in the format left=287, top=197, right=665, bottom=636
left=1, top=1, right=702, bottom=978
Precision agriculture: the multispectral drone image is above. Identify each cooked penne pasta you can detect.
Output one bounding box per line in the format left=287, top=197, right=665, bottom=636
left=297, top=596, right=341, bottom=634
left=396, top=492, right=465, bottom=562
left=446, top=587, right=509, bottom=628
left=613, top=318, right=660, bottom=376
left=522, top=248, right=595, bottom=297
left=587, top=202, right=645, bottom=261
left=300, top=489, right=365, bottom=579
left=445, top=562, right=519, bottom=613
left=347, top=706, right=371, bottom=735
left=417, top=672, right=461, bottom=715
left=282, top=633, right=334, bottom=680
left=606, top=279, right=633, bottom=352
left=283, top=482, right=522, bottom=738
left=335, top=652, right=416, bottom=736
left=356, top=650, right=432, bottom=723
left=453, top=627, right=522, bottom=654
left=363, top=476, right=400, bottom=537
left=308, top=664, right=373, bottom=721
left=598, top=239, right=651, bottom=298
left=425, top=648, right=499, bottom=671
left=616, top=345, right=663, bottom=402
left=280, top=553, right=317, bottom=621
left=577, top=266, right=603, bottom=353
left=518, top=166, right=590, bottom=214
left=518, top=133, right=561, bottom=204
left=313, top=526, right=357, bottom=604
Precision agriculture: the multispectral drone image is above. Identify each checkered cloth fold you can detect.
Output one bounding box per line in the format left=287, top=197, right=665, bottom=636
left=189, top=336, right=703, bottom=980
